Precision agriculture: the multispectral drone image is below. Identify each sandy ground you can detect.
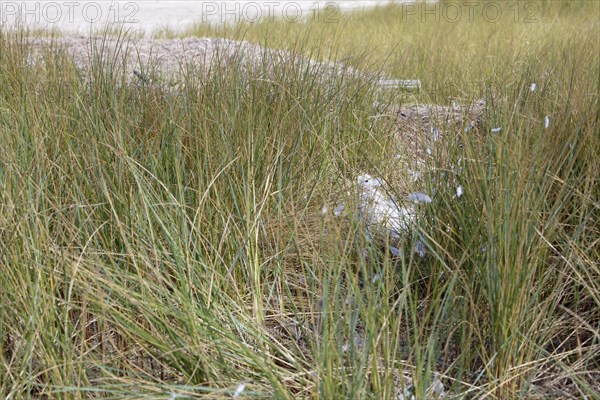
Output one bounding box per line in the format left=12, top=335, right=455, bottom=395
left=1, top=1, right=424, bottom=35
left=27, top=34, right=422, bottom=94
left=28, top=35, right=375, bottom=84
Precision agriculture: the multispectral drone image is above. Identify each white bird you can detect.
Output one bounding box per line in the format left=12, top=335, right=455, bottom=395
left=356, top=174, right=416, bottom=239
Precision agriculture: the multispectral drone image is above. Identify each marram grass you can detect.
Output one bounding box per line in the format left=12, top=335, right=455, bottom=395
left=1, top=1, right=599, bottom=398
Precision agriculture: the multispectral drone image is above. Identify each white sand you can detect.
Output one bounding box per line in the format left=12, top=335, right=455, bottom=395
left=0, top=1, right=425, bottom=36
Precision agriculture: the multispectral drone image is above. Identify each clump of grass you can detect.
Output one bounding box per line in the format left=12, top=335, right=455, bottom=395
left=1, top=1, right=599, bottom=398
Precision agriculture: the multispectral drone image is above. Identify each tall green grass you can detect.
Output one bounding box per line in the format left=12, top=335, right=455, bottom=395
left=1, top=1, right=598, bottom=398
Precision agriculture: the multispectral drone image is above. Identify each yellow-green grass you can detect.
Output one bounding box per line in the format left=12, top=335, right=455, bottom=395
left=1, top=1, right=598, bottom=398
left=177, top=0, right=599, bottom=100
